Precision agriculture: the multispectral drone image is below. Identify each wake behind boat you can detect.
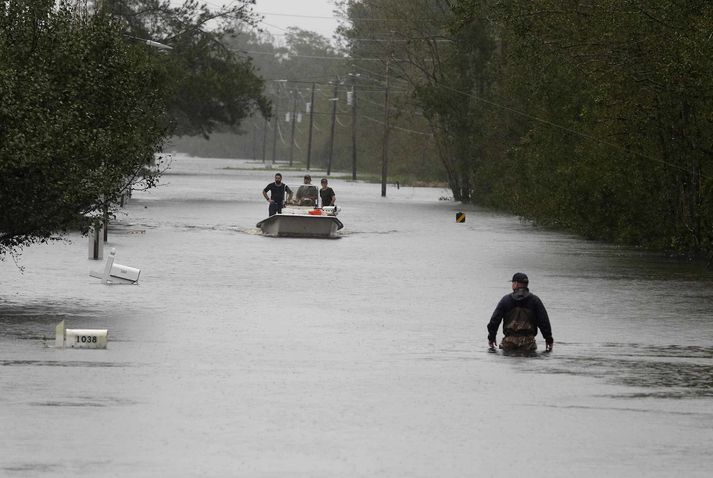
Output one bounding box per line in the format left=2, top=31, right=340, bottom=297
left=256, top=206, right=343, bottom=238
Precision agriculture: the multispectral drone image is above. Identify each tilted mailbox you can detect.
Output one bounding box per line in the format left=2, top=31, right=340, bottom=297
left=90, top=248, right=140, bottom=285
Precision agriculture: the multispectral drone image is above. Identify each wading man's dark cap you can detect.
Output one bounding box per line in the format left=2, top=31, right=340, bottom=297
left=511, top=272, right=529, bottom=283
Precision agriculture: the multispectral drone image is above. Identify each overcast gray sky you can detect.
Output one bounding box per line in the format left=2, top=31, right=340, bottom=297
left=254, top=0, right=340, bottom=39
left=171, top=1, right=341, bottom=40
left=194, top=0, right=341, bottom=39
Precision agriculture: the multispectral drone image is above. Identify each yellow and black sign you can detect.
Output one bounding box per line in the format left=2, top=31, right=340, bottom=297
left=456, top=212, right=466, bottom=223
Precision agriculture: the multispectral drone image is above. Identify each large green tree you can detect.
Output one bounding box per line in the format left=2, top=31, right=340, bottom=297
left=340, top=0, right=713, bottom=260
left=479, top=0, right=713, bottom=257
left=0, top=0, right=169, bottom=255
left=104, top=0, right=269, bottom=137
left=1, top=0, right=270, bottom=257
left=341, top=0, right=496, bottom=200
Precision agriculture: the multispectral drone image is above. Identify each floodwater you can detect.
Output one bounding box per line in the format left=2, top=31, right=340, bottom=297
left=2, top=155, right=713, bottom=477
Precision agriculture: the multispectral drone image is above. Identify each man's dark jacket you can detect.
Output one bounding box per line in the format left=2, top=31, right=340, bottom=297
left=487, top=288, right=553, bottom=343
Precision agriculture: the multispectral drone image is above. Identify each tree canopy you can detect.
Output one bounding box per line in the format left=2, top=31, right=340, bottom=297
left=0, top=0, right=169, bottom=254
left=104, top=0, right=269, bottom=137
left=337, top=0, right=713, bottom=261
left=0, top=0, right=267, bottom=257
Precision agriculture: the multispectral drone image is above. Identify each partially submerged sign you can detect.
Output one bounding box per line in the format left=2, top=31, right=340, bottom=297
left=55, top=320, right=108, bottom=349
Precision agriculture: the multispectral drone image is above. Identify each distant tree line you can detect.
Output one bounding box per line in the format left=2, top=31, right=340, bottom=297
left=340, top=0, right=713, bottom=261
left=171, top=25, right=447, bottom=185
left=0, top=0, right=266, bottom=257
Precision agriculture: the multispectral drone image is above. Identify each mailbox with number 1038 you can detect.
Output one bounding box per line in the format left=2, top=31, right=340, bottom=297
left=55, top=321, right=108, bottom=349
left=66, top=329, right=108, bottom=349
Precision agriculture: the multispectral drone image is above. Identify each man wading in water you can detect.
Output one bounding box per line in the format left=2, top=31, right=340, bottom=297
left=487, top=273, right=554, bottom=354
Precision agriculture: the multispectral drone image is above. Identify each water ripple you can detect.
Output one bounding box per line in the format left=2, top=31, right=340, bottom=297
left=522, top=343, right=713, bottom=398
left=0, top=360, right=130, bottom=368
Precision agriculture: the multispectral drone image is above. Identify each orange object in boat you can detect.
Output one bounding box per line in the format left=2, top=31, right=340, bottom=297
left=308, top=209, right=322, bottom=216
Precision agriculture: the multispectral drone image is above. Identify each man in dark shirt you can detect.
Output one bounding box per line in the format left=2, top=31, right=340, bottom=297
left=487, top=272, right=554, bottom=353
left=262, top=173, right=293, bottom=216
left=319, top=177, right=336, bottom=208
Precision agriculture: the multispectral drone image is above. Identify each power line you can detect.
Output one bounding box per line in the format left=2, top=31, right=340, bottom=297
left=433, top=82, right=698, bottom=176
left=362, top=115, right=433, bottom=137
left=258, top=21, right=290, bottom=33
left=256, top=11, right=340, bottom=21
left=254, top=11, right=435, bottom=23
left=236, top=48, right=348, bottom=60
left=233, top=47, right=427, bottom=63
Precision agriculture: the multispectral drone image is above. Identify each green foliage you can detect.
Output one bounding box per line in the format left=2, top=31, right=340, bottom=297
left=341, top=0, right=496, bottom=200
left=107, top=0, right=268, bottom=137
left=478, top=0, right=713, bottom=259
left=340, top=0, right=713, bottom=261
left=0, top=0, right=169, bottom=255
left=1, top=0, right=269, bottom=257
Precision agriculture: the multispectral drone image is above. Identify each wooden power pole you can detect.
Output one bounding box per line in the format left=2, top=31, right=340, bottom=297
left=306, top=83, right=316, bottom=171
left=327, top=81, right=338, bottom=176
left=351, top=83, right=358, bottom=181
left=271, top=85, right=281, bottom=165
left=381, top=59, right=391, bottom=197
left=289, top=94, right=297, bottom=167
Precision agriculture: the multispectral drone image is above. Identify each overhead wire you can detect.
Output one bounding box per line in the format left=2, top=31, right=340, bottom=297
left=361, top=115, right=433, bottom=137
left=432, top=82, right=695, bottom=175
left=253, top=10, right=439, bottom=23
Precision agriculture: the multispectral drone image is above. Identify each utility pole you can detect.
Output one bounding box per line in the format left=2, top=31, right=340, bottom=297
left=289, top=93, right=297, bottom=167
left=327, top=80, right=338, bottom=176
left=271, top=83, right=281, bottom=165
left=351, top=82, right=358, bottom=181
left=261, top=115, right=268, bottom=163
left=306, top=82, right=316, bottom=171
left=381, top=58, right=391, bottom=197
left=252, top=122, right=258, bottom=161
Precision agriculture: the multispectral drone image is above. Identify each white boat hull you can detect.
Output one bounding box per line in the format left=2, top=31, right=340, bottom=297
left=256, top=214, right=343, bottom=238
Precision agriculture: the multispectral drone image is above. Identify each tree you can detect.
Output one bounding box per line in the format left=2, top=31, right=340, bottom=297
left=0, top=0, right=168, bottom=256
left=1, top=0, right=272, bottom=258
left=341, top=0, right=713, bottom=260
left=341, top=0, right=496, bottom=200
left=481, top=0, right=713, bottom=257
left=105, top=0, right=269, bottom=137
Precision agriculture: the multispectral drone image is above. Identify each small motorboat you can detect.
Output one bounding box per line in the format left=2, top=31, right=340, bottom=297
left=256, top=206, right=343, bottom=238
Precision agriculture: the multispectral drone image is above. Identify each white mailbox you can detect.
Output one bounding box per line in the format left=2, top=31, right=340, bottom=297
left=110, top=263, right=140, bottom=283
left=55, top=320, right=108, bottom=349
left=90, top=248, right=140, bottom=284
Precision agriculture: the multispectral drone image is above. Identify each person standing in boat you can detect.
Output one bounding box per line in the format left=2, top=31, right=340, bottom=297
left=262, top=173, right=293, bottom=216
left=295, top=174, right=319, bottom=206
left=319, top=178, right=336, bottom=208
left=487, top=272, right=554, bottom=354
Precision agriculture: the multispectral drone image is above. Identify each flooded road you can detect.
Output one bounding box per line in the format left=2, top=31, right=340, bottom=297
left=2, top=155, right=713, bottom=477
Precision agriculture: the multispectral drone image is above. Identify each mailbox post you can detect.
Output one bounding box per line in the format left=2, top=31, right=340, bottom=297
left=88, top=223, right=104, bottom=260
